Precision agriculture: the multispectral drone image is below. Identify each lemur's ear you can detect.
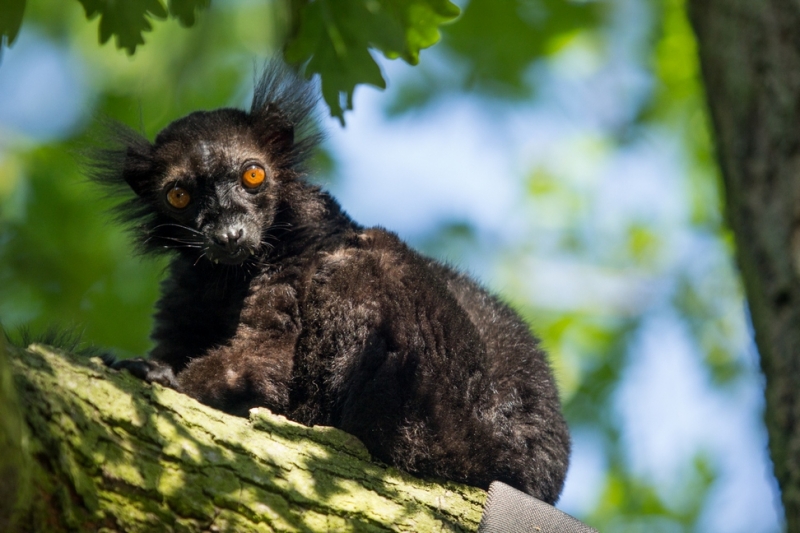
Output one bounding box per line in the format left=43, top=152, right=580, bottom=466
left=121, top=141, right=156, bottom=198
left=260, top=103, right=295, bottom=154
left=249, top=59, right=321, bottom=174
left=250, top=60, right=316, bottom=123
left=87, top=122, right=154, bottom=199
left=85, top=122, right=161, bottom=252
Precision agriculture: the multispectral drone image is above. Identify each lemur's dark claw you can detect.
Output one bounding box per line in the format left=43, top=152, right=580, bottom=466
left=107, top=357, right=180, bottom=390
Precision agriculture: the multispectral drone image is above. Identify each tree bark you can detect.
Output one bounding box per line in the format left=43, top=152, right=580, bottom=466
left=689, top=1, right=800, bottom=529
left=0, top=341, right=485, bottom=532
left=0, top=334, right=32, bottom=532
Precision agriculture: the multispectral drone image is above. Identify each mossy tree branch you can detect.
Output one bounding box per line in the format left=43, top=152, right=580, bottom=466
left=0, top=342, right=485, bottom=532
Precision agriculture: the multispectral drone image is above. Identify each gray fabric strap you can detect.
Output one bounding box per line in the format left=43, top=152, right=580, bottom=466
left=478, top=482, right=599, bottom=533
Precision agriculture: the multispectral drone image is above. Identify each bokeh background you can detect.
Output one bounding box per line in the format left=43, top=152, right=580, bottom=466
left=0, top=0, right=785, bottom=530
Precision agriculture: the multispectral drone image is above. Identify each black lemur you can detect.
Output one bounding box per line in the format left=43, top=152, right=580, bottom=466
left=95, top=63, right=571, bottom=504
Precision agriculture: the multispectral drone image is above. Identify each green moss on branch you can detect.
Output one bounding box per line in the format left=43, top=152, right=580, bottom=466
left=1, top=342, right=484, bottom=532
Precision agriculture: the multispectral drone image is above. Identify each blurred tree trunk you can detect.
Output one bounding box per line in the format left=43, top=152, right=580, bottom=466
left=689, top=1, right=800, bottom=529
left=0, top=342, right=485, bottom=532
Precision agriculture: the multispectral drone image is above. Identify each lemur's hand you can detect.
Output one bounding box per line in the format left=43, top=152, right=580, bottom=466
left=102, top=355, right=180, bottom=390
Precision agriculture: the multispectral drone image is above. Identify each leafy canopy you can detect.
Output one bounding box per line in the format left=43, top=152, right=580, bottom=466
left=285, top=0, right=460, bottom=122
left=0, top=0, right=459, bottom=122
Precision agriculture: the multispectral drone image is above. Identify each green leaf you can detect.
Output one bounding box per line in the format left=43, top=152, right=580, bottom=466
left=168, top=0, right=210, bottom=27
left=77, top=0, right=169, bottom=54
left=0, top=0, right=25, bottom=48
left=381, top=0, right=461, bottom=64
left=286, top=0, right=459, bottom=122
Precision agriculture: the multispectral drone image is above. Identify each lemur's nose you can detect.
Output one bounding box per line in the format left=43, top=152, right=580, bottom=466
left=213, top=227, right=244, bottom=252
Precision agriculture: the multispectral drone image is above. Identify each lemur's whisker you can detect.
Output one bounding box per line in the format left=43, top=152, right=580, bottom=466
left=150, top=223, right=203, bottom=235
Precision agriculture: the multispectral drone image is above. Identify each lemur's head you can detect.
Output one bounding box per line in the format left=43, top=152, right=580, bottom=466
left=92, top=62, right=319, bottom=266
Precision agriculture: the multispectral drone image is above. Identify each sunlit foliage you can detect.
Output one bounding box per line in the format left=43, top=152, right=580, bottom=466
left=1, top=0, right=461, bottom=121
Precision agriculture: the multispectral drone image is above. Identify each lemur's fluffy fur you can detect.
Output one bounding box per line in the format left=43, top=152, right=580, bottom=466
left=95, top=63, right=571, bottom=503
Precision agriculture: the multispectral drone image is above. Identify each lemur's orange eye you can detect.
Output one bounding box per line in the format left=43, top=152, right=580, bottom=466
left=166, top=186, right=191, bottom=209
left=242, top=165, right=266, bottom=189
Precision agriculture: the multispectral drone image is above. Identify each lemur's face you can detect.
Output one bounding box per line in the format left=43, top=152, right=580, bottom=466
left=121, top=109, right=291, bottom=266
left=95, top=62, right=316, bottom=266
